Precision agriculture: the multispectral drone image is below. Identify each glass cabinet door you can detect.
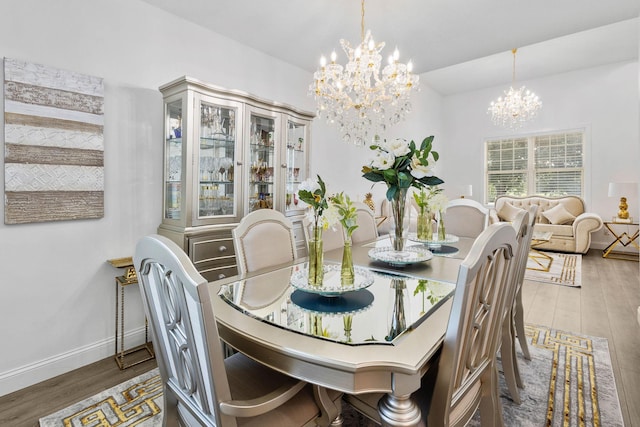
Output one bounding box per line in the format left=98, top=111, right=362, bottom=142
left=164, top=99, right=183, bottom=220
left=285, top=119, right=308, bottom=215
left=247, top=108, right=278, bottom=212
left=198, top=99, right=239, bottom=220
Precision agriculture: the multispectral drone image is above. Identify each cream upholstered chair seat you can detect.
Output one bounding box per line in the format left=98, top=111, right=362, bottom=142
left=442, top=198, right=490, bottom=239
left=345, top=223, right=518, bottom=426
left=490, top=195, right=602, bottom=254
left=233, top=209, right=298, bottom=275
left=134, top=234, right=342, bottom=427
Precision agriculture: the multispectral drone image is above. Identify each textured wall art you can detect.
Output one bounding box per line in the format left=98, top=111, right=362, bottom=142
left=4, top=58, right=104, bottom=224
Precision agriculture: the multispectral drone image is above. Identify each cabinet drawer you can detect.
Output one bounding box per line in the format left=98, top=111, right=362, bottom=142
left=188, top=233, right=236, bottom=264
left=199, top=264, right=238, bottom=282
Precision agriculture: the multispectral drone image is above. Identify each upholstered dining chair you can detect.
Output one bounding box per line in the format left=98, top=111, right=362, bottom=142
left=134, top=234, right=343, bottom=427
left=442, top=198, right=490, bottom=239
left=345, top=223, right=518, bottom=426
left=350, top=201, right=379, bottom=244
left=233, top=209, right=297, bottom=276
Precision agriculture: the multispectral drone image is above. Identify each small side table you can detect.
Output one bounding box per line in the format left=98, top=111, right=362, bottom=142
left=528, top=231, right=554, bottom=271
left=602, top=222, right=639, bottom=261
left=107, top=257, right=155, bottom=369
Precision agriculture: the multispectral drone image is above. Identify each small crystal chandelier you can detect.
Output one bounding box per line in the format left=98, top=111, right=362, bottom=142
left=310, top=0, right=419, bottom=145
left=488, top=48, right=542, bottom=128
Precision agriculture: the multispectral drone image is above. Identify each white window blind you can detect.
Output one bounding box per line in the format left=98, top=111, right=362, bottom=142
left=485, top=131, right=584, bottom=203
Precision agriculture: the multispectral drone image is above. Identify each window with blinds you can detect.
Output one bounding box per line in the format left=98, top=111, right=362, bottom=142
left=485, top=131, right=584, bottom=203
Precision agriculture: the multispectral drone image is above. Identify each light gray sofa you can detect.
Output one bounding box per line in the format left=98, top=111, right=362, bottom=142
left=489, top=195, right=603, bottom=254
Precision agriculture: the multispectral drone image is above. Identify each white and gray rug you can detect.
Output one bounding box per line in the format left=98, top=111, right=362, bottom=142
left=525, top=252, right=582, bottom=287
left=40, top=325, right=622, bottom=427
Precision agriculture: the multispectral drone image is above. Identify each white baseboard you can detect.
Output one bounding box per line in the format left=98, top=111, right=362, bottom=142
left=0, top=326, right=149, bottom=397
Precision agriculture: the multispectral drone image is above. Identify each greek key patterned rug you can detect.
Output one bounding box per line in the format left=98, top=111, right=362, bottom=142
left=525, top=252, right=582, bottom=287
left=39, top=325, right=622, bottom=427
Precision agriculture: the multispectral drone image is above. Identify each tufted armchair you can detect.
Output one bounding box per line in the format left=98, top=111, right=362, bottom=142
left=489, top=195, right=603, bottom=254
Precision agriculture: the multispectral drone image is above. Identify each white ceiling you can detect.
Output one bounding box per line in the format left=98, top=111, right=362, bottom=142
left=141, top=0, right=639, bottom=94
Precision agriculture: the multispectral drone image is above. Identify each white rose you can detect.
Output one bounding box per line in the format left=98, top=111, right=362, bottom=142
left=371, top=150, right=395, bottom=170
left=409, top=155, right=433, bottom=179
left=430, top=193, right=449, bottom=212
left=383, top=139, right=411, bottom=157
left=299, top=178, right=320, bottom=193
left=320, top=203, right=340, bottom=229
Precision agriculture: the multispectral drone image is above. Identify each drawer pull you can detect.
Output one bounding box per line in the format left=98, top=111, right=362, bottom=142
left=218, top=273, right=226, bottom=280
left=219, top=245, right=227, bottom=252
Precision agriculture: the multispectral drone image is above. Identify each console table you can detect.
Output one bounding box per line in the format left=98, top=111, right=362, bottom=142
left=602, top=221, right=639, bottom=261
left=107, top=257, right=155, bottom=369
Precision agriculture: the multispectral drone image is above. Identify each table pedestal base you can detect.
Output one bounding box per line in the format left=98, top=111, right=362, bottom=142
left=378, top=393, right=423, bottom=427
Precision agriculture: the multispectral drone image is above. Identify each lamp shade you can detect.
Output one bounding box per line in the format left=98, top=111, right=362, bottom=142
left=608, top=182, right=638, bottom=197
left=456, top=184, right=473, bottom=198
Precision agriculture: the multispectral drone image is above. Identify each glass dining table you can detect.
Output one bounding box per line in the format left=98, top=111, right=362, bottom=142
left=202, top=236, right=474, bottom=427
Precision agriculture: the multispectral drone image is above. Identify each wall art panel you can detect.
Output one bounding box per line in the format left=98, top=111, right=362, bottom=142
left=4, top=58, right=104, bottom=224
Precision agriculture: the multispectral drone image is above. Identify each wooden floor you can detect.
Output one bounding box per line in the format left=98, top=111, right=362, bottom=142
left=0, top=250, right=638, bottom=427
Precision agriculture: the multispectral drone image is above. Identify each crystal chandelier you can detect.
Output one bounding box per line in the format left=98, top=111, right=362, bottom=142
left=310, top=0, right=419, bottom=145
left=488, top=48, right=542, bottom=128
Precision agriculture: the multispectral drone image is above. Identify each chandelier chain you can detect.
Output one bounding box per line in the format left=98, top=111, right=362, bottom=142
left=512, top=48, right=517, bottom=83
left=361, top=0, right=365, bottom=42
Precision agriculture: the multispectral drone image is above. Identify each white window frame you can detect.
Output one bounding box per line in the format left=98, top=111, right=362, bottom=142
left=484, top=128, right=589, bottom=205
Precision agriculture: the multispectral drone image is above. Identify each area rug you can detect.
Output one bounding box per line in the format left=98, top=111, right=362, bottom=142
left=40, top=325, right=622, bottom=427
left=525, top=251, right=582, bottom=287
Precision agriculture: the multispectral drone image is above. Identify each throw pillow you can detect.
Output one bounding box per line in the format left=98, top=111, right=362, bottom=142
left=497, top=202, right=525, bottom=222
left=542, top=204, right=576, bottom=225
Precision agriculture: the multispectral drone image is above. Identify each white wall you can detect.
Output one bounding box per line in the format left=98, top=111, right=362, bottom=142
left=0, top=0, right=316, bottom=396
left=438, top=61, right=639, bottom=248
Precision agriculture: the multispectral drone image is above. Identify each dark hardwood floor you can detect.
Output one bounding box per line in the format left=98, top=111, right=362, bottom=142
left=0, top=249, right=638, bottom=427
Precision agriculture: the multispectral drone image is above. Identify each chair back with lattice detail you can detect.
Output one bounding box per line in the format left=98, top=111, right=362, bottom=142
left=425, top=223, right=517, bottom=427
left=135, top=234, right=230, bottom=426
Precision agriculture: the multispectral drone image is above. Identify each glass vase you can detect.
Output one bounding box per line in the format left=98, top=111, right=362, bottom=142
left=438, top=210, right=446, bottom=241
left=390, top=188, right=410, bottom=251
left=308, top=225, right=323, bottom=286
left=387, top=278, right=409, bottom=341
left=341, top=236, right=355, bottom=286
left=417, top=210, right=433, bottom=241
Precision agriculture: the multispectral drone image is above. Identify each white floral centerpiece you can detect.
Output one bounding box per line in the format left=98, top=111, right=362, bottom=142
left=362, top=136, right=443, bottom=251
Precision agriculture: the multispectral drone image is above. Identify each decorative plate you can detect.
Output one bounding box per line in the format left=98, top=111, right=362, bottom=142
left=290, top=264, right=375, bottom=296
left=368, top=246, right=434, bottom=266
left=290, top=289, right=374, bottom=315
left=407, top=233, right=459, bottom=245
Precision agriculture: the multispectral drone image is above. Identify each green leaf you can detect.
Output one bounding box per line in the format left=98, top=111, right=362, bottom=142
left=420, top=136, right=434, bottom=152
left=383, top=168, right=398, bottom=185
left=317, top=175, right=326, bottom=195
left=398, top=171, right=412, bottom=189
left=420, top=176, right=444, bottom=186
left=432, top=151, right=439, bottom=162
left=386, top=185, right=398, bottom=201
left=363, top=171, right=385, bottom=182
